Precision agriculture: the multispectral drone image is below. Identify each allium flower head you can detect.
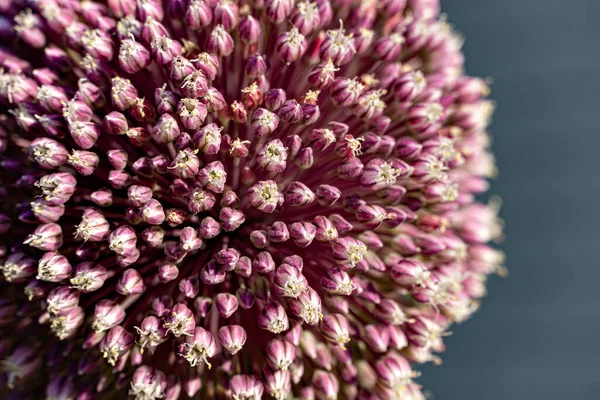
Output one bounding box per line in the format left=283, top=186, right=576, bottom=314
left=0, top=0, right=504, bottom=398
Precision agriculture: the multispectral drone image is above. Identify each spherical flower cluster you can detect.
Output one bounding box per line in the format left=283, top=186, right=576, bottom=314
left=0, top=0, right=504, bottom=398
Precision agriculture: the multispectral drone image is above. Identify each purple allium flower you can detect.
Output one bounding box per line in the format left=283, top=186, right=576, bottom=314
left=0, top=0, right=504, bottom=398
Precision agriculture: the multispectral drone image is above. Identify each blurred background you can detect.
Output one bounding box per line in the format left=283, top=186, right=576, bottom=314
left=420, top=0, right=600, bottom=399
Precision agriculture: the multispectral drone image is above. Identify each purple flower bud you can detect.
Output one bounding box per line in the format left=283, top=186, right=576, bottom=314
left=219, top=207, right=245, bottom=232
left=230, top=375, right=264, bottom=399
left=320, top=266, right=355, bottom=295
left=177, top=98, right=207, bottom=130
left=151, top=36, right=182, bottom=67
left=152, top=113, right=181, bottom=143
left=162, top=303, right=195, bottom=338
left=105, top=150, right=128, bottom=171
left=108, top=225, right=137, bottom=256
left=264, top=89, right=287, bottom=111
left=393, top=69, right=427, bottom=103
left=73, top=209, right=109, bottom=242
left=407, top=102, right=444, bottom=138
left=168, top=57, right=194, bottom=87
left=248, top=181, right=283, bottom=213
left=130, top=366, right=167, bottom=398
left=251, top=108, right=279, bottom=137
left=186, top=0, right=213, bottom=29
left=117, top=268, right=145, bottom=296
left=46, top=376, right=77, bottom=400
left=253, top=251, right=276, bottom=274
left=69, top=262, right=107, bottom=293
left=375, top=354, right=416, bottom=394
left=100, top=325, right=134, bottom=366
left=337, top=157, right=364, bottom=179
left=250, top=230, right=269, bottom=249
left=206, top=25, right=234, bottom=57
left=1, top=253, right=36, bottom=283
left=68, top=121, right=100, bottom=149
left=36, top=85, right=68, bottom=114
left=189, top=298, right=211, bottom=320
left=46, top=286, right=80, bottom=315
left=320, top=313, right=351, bottom=349
left=286, top=222, right=315, bottom=247
left=213, top=0, right=239, bottom=30
left=258, top=302, right=289, bottom=334
left=154, top=263, right=178, bottom=285
left=81, top=29, right=114, bottom=62
left=24, top=223, right=63, bottom=251
left=289, top=287, right=322, bottom=325
left=256, top=139, right=287, bottom=172
left=90, top=188, right=113, bottom=207
left=189, top=53, right=217, bottom=81
left=4, top=345, right=42, bottom=388
left=35, top=172, right=77, bottom=205
left=103, top=112, right=128, bottom=137
left=193, top=123, right=223, bottom=154
left=330, top=77, right=364, bottom=108
left=295, top=147, right=314, bottom=169
left=92, top=300, right=126, bottom=333
left=315, top=184, right=341, bottom=206
left=137, top=0, right=165, bottom=21
left=179, top=327, right=216, bottom=367
left=77, top=78, right=106, bottom=109
left=200, top=260, right=226, bottom=285
left=277, top=28, right=307, bottom=64
left=215, top=292, right=239, bottom=318
left=218, top=325, right=247, bottom=355
left=284, top=182, right=315, bottom=207
left=266, top=339, right=296, bottom=371
left=312, top=370, right=339, bottom=400
left=50, top=306, right=85, bottom=339
left=119, top=37, right=151, bottom=74
left=239, top=15, right=261, bottom=45
left=67, top=150, right=99, bottom=176
left=246, top=55, right=267, bottom=79
left=195, top=161, right=226, bottom=193
left=29, top=138, right=68, bottom=170
left=264, top=367, right=292, bottom=400
left=161, top=243, right=183, bottom=264
left=274, top=263, right=308, bottom=298
left=168, top=148, right=200, bottom=179
left=192, top=218, right=219, bottom=242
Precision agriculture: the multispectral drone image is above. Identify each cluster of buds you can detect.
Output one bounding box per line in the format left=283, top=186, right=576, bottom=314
left=0, top=0, right=504, bottom=398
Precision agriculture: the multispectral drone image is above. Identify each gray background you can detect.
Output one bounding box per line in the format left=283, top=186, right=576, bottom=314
left=420, top=1, right=600, bottom=399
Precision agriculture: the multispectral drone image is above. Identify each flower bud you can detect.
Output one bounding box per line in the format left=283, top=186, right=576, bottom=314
left=70, top=262, right=108, bottom=292
left=239, top=15, right=261, bottom=45
left=258, top=302, right=289, bottom=334
left=215, top=293, right=239, bottom=319
left=264, top=89, right=287, bottom=111
left=100, top=325, right=134, bottom=366
left=1, top=253, right=36, bottom=283
left=179, top=327, right=216, bottom=367
left=46, top=286, right=80, bottom=315
left=206, top=25, right=234, bottom=57
left=130, top=366, right=167, bottom=398
left=277, top=28, right=307, bottom=65
left=25, top=223, right=63, bottom=251
left=320, top=313, right=351, bottom=349
left=117, top=268, right=145, bottom=296
left=218, top=325, right=247, bottom=355
left=92, top=300, right=126, bottom=333
left=312, top=370, right=339, bottom=400
left=230, top=375, right=264, bottom=399
left=266, top=339, right=296, bottom=371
